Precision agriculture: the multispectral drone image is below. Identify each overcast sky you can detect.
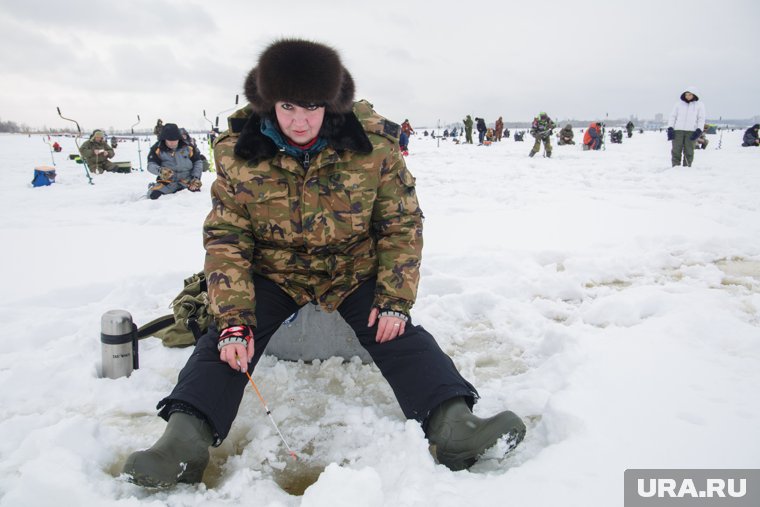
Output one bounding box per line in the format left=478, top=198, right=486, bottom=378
left=2, top=0, right=757, bottom=132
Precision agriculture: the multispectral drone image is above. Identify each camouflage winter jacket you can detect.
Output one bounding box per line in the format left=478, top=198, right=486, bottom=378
left=530, top=115, right=555, bottom=138
left=79, top=137, right=114, bottom=167
left=204, top=100, right=424, bottom=329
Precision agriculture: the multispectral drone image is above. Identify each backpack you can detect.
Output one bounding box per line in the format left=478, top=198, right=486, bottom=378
left=137, top=272, right=211, bottom=347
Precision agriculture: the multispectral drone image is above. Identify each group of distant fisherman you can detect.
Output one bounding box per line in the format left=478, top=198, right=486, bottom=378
left=81, top=87, right=758, bottom=192
left=410, top=87, right=758, bottom=167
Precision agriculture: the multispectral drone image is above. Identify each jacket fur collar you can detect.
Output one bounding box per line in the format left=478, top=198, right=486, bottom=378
left=234, top=110, right=374, bottom=164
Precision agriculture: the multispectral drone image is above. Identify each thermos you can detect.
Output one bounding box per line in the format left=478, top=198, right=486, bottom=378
left=100, top=310, right=139, bottom=379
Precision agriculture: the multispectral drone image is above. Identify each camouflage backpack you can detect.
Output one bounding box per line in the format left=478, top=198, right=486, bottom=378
left=137, top=272, right=211, bottom=347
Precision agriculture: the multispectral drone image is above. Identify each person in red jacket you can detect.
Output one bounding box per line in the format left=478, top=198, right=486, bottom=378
left=401, top=119, right=414, bottom=136
left=583, top=122, right=603, bottom=150
left=399, top=119, right=414, bottom=154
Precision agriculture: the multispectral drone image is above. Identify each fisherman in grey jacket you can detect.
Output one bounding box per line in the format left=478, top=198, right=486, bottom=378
left=147, top=123, right=204, bottom=199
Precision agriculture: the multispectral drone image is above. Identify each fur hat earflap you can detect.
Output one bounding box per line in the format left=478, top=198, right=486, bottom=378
left=244, top=39, right=355, bottom=115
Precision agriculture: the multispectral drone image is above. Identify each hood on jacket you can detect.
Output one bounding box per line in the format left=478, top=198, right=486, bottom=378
left=680, top=85, right=700, bottom=102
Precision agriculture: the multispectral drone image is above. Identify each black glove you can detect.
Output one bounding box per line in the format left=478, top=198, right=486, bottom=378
left=690, top=129, right=702, bottom=141
left=667, top=127, right=674, bottom=141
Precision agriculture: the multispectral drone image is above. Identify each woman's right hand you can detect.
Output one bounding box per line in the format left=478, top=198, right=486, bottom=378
left=220, top=340, right=255, bottom=372
left=218, top=326, right=255, bottom=372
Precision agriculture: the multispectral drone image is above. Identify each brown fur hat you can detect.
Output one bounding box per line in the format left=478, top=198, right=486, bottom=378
left=244, top=39, right=355, bottom=115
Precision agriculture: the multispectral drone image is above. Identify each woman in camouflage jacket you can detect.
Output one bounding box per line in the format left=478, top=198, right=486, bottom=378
left=123, top=39, right=525, bottom=488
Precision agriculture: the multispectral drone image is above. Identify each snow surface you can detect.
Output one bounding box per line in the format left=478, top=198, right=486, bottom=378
left=0, top=129, right=759, bottom=507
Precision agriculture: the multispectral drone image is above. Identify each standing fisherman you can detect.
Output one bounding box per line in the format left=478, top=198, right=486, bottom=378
left=666, top=86, right=706, bottom=167
left=463, top=114, right=474, bottom=144
left=528, top=112, right=555, bottom=157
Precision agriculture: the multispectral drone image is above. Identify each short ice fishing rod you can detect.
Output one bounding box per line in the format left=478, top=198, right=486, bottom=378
left=236, top=357, right=298, bottom=460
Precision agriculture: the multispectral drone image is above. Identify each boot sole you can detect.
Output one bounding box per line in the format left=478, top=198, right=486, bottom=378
left=123, top=452, right=206, bottom=488
left=124, top=470, right=175, bottom=489
left=124, top=464, right=205, bottom=489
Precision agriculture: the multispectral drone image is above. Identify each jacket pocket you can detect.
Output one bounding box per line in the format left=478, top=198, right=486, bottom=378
left=323, top=177, right=376, bottom=241
left=350, top=190, right=376, bottom=234
left=245, top=188, right=292, bottom=244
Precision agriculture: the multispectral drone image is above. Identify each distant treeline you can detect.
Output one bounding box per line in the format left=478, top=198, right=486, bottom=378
left=0, top=118, right=29, bottom=133
left=0, top=119, right=82, bottom=134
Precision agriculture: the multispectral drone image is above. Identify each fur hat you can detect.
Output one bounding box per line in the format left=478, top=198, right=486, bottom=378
left=244, top=39, right=355, bottom=115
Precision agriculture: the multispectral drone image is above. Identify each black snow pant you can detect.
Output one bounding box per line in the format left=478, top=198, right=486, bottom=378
left=158, top=274, right=478, bottom=444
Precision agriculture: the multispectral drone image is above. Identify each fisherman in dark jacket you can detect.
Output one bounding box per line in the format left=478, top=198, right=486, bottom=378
left=475, top=117, right=487, bottom=144
left=146, top=123, right=204, bottom=199
left=742, top=124, right=760, bottom=147
left=626, top=121, right=634, bottom=138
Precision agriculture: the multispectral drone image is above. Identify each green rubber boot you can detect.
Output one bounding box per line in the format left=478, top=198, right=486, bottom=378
left=426, top=397, right=526, bottom=471
left=122, top=412, right=213, bottom=488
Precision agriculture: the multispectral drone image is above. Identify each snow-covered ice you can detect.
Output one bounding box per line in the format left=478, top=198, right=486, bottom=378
left=1, top=127, right=758, bottom=506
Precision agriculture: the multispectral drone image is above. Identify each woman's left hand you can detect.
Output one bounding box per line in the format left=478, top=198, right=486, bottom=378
left=368, top=308, right=406, bottom=343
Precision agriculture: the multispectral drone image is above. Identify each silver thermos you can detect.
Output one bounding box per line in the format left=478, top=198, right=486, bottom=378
left=100, top=310, right=139, bottom=379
